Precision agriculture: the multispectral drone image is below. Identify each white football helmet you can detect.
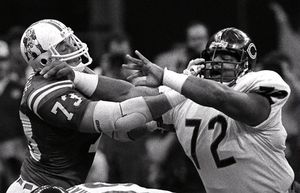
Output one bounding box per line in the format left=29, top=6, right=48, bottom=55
left=20, top=19, right=92, bottom=71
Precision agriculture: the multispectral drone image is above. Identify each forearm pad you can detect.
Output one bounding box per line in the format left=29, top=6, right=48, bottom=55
left=92, top=97, right=153, bottom=133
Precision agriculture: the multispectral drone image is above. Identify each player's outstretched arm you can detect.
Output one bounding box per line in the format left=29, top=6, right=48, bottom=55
left=124, top=50, right=271, bottom=126
left=79, top=89, right=185, bottom=133
left=40, top=61, right=159, bottom=102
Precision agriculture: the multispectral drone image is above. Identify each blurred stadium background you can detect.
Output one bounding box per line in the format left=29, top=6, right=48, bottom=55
left=0, top=0, right=298, bottom=65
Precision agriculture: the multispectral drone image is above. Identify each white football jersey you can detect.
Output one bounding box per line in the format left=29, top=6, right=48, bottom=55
left=160, top=70, right=294, bottom=193
left=67, top=182, right=173, bottom=193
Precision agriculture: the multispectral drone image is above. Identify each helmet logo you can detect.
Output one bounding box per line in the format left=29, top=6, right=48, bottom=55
left=210, top=40, right=228, bottom=49
left=247, top=43, right=257, bottom=59
left=22, top=28, right=46, bottom=61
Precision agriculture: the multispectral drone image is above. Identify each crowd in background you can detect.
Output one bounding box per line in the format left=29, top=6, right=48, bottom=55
left=0, top=2, right=300, bottom=193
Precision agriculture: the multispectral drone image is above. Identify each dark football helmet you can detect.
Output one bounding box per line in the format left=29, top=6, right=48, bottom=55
left=201, top=27, right=257, bottom=84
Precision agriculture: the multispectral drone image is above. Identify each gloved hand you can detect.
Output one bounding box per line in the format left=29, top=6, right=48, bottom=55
left=183, top=58, right=205, bottom=77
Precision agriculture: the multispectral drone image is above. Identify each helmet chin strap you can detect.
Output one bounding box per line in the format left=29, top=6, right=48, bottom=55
left=224, top=61, right=249, bottom=87
left=71, top=61, right=93, bottom=72
left=67, top=54, right=93, bottom=72
left=224, top=79, right=237, bottom=87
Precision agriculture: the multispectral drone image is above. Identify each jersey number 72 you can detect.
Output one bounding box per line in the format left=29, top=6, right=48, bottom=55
left=186, top=115, right=236, bottom=169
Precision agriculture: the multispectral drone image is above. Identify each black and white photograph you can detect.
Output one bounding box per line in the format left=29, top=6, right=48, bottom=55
left=0, top=0, right=300, bottom=192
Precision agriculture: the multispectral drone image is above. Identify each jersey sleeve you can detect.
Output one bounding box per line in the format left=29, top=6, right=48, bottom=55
left=249, top=71, right=290, bottom=105
left=27, top=80, right=90, bottom=130
left=239, top=70, right=291, bottom=130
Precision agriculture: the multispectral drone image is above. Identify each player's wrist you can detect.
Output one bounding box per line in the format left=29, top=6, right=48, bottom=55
left=73, top=71, right=98, bottom=97
left=162, top=68, right=188, bottom=93
left=156, top=66, right=164, bottom=86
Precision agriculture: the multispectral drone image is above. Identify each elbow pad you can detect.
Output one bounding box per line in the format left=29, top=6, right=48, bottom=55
left=92, top=97, right=153, bottom=133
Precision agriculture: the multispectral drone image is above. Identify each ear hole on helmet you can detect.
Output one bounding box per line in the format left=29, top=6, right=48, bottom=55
left=41, top=58, right=47, bottom=64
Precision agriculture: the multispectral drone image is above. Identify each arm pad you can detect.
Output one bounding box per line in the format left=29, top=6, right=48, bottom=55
left=92, top=97, right=153, bottom=133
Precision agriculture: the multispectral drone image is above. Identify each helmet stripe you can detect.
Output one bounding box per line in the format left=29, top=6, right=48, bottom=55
left=44, top=19, right=64, bottom=31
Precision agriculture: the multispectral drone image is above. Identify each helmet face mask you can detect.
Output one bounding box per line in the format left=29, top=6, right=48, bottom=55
left=20, top=19, right=92, bottom=72
left=201, top=27, right=257, bottom=84
left=54, top=36, right=82, bottom=66
left=201, top=48, right=248, bottom=83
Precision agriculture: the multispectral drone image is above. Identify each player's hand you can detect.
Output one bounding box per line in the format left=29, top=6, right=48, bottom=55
left=183, top=58, right=205, bottom=76
left=123, top=50, right=164, bottom=87
left=40, top=61, right=75, bottom=81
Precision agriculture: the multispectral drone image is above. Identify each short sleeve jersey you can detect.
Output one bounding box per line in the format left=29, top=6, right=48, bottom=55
left=160, top=70, right=294, bottom=193
left=19, top=74, right=100, bottom=189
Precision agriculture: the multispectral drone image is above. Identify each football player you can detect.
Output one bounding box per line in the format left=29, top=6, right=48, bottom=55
left=33, top=27, right=296, bottom=192
left=6, top=19, right=185, bottom=193
left=122, top=28, right=295, bottom=193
